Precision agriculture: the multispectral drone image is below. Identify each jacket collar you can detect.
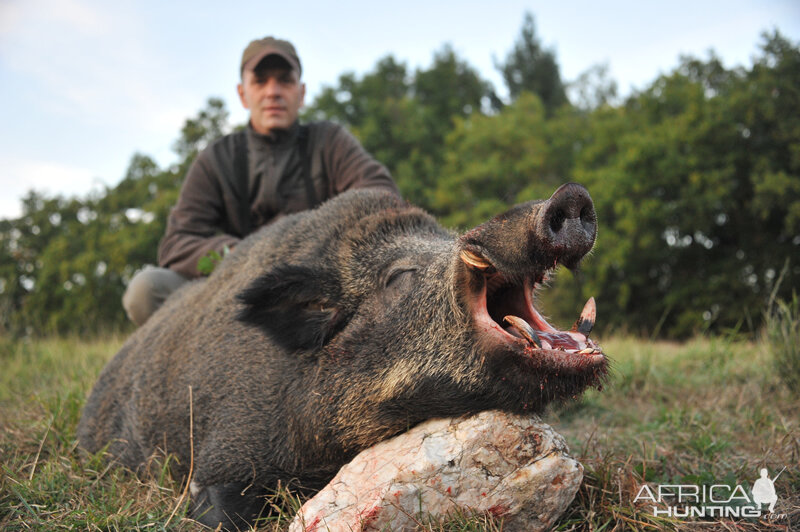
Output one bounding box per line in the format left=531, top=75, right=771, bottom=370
left=246, top=120, right=301, bottom=146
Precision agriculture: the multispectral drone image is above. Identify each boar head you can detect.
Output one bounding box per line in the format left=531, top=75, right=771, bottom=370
left=236, top=185, right=607, bottom=445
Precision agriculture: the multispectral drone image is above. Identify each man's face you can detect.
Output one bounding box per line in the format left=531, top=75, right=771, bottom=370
left=238, top=59, right=305, bottom=135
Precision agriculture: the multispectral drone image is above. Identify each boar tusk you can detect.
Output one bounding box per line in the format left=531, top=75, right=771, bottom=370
left=504, top=315, right=543, bottom=348
left=460, top=249, right=494, bottom=271
left=571, top=297, right=596, bottom=337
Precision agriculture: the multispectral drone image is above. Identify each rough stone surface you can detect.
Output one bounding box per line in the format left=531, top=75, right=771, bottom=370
left=289, top=411, right=583, bottom=532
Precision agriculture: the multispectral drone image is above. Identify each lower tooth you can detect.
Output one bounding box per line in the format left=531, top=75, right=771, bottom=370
left=503, top=315, right=543, bottom=348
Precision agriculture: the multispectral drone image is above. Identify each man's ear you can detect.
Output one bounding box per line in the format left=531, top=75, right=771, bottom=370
left=237, top=79, right=249, bottom=110
left=236, top=264, right=347, bottom=352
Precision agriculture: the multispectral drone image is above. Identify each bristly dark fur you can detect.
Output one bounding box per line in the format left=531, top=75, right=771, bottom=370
left=77, top=186, right=606, bottom=531
left=236, top=263, right=349, bottom=352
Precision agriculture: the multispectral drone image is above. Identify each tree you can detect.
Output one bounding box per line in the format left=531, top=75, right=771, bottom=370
left=568, top=63, right=619, bottom=111
left=572, top=32, right=800, bottom=337
left=304, top=47, right=493, bottom=209
left=172, top=97, right=230, bottom=162
left=0, top=99, right=229, bottom=336
left=432, top=93, right=550, bottom=228
left=2, top=28, right=797, bottom=340
left=495, top=12, right=568, bottom=114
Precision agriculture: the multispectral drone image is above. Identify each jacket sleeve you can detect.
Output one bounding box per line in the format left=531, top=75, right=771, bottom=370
left=323, top=124, right=400, bottom=197
left=157, top=153, right=241, bottom=278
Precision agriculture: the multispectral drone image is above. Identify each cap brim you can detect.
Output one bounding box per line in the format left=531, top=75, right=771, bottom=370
left=242, top=49, right=300, bottom=74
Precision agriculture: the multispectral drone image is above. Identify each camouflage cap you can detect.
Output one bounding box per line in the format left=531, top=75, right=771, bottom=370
left=240, top=37, right=302, bottom=76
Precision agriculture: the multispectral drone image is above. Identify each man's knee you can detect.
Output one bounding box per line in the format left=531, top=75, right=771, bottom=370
left=122, top=267, right=188, bottom=326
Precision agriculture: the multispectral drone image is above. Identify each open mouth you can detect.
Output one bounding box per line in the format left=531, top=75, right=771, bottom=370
left=461, top=249, right=605, bottom=368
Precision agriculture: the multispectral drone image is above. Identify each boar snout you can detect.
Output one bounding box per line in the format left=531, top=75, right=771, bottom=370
left=458, top=183, right=606, bottom=387
left=538, top=183, right=597, bottom=270
left=460, top=182, right=596, bottom=276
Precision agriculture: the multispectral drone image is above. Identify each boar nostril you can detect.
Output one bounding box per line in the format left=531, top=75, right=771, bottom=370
left=549, top=209, right=565, bottom=234
left=539, top=183, right=597, bottom=266
left=580, top=204, right=596, bottom=234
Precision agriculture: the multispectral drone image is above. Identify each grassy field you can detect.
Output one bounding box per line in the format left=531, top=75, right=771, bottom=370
left=0, top=334, right=797, bottom=531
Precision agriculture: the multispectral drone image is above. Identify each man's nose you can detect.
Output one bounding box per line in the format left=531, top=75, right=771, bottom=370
left=264, top=77, right=282, bottom=96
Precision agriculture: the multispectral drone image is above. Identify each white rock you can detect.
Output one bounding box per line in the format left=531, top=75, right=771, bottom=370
left=289, top=410, right=582, bottom=532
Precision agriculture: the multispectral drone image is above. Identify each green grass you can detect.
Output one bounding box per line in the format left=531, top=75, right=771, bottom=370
left=1, top=335, right=798, bottom=530
left=550, top=336, right=800, bottom=531
left=766, top=293, right=800, bottom=397
left=0, top=336, right=200, bottom=530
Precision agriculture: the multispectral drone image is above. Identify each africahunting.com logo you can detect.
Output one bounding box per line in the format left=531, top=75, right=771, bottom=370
left=633, top=467, right=788, bottom=521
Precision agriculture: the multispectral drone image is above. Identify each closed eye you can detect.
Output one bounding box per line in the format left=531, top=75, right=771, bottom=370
left=385, top=268, right=418, bottom=288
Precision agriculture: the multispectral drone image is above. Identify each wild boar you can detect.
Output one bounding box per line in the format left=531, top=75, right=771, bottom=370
left=77, top=184, right=607, bottom=530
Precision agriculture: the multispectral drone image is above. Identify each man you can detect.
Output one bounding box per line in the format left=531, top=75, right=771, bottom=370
left=123, top=37, right=399, bottom=326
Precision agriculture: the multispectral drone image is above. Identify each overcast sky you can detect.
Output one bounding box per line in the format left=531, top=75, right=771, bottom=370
left=1, top=0, right=798, bottom=220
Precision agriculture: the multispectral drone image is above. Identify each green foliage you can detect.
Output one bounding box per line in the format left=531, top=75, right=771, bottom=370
left=0, top=99, right=227, bottom=336
left=196, top=246, right=231, bottom=275
left=172, top=97, right=229, bottom=162
left=572, top=32, right=800, bottom=337
left=568, top=63, right=619, bottom=111
left=432, top=93, right=551, bottom=227
left=303, top=46, right=492, bottom=209
left=0, top=14, right=797, bottom=341
left=495, top=12, right=568, bottom=113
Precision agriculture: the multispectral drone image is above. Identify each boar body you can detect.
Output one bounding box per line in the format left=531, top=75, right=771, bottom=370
left=78, top=186, right=607, bottom=529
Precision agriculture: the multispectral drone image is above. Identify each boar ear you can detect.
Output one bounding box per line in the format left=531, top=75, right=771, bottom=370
left=236, top=264, right=347, bottom=352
